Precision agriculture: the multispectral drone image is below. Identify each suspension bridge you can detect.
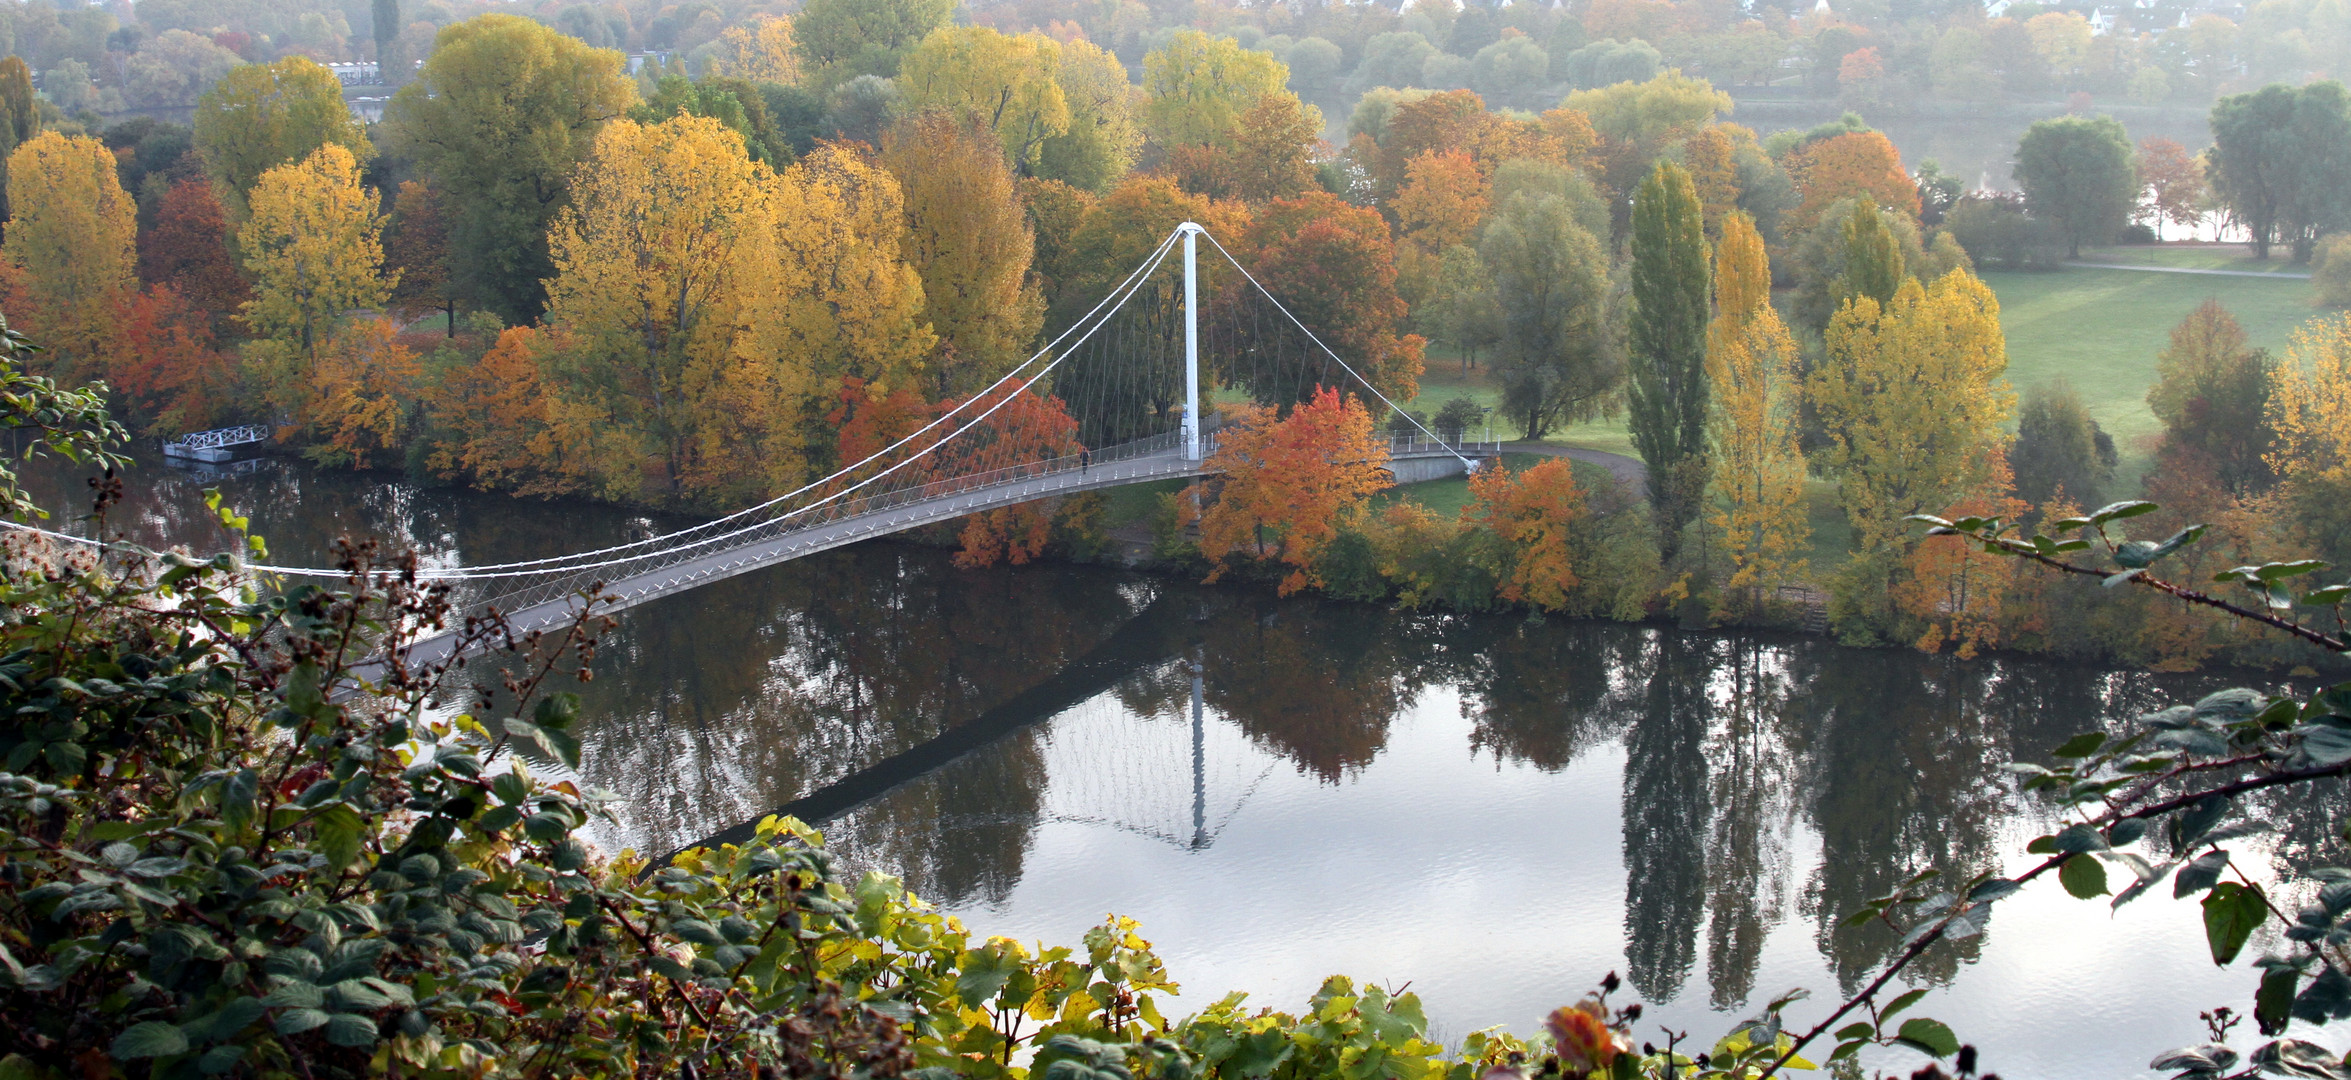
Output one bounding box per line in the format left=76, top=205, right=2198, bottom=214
left=12, top=224, right=1497, bottom=665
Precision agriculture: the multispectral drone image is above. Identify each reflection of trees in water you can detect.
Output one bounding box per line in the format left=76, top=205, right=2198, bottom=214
left=559, top=546, right=1144, bottom=869
left=1796, top=651, right=2012, bottom=992
left=827, top=731, right=1049, bottom=908
left=1196, top=599, right=1425, bottom=783
left=1459, top=621, right=1643, bottom=770
left=1621, top=632, right=1714, bottom=1004
left=1702, top=637, right=1803, bottom=1011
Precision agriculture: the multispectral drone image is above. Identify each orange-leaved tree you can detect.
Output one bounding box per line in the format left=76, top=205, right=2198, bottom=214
left=1894, top=460, right=2027, bottom=659
left=1791, top=130, right=1919, bottom=233
left=1198, top=386, right=1391, bottom=595
left=934, top=379, right=1083, bottom=569
left=1236, top=192, right=1425, bottom=406
left=303, top=316, right=420, bottom=469
left=93, top=284, right=235, bottom=435
left=422, top=325, right=563, bottom=492
left=1465, top=456, right=1587, bottom=611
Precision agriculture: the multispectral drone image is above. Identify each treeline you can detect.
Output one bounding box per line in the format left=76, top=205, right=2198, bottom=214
left=8, top=0, right=2351, bottom=124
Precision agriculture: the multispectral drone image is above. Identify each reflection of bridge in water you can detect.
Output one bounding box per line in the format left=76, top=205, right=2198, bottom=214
left=680, top=597, right=1278, bottom=858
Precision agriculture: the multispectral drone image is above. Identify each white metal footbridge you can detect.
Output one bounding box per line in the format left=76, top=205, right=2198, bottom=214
left=12, top=225, right=1496, bottom=662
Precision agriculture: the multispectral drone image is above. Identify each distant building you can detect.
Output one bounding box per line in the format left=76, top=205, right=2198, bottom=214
left=325, top=61, right=380, bottom=87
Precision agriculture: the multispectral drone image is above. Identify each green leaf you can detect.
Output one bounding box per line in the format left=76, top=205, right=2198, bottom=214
left=2203, top=881, right=2267, bottom=965
left=2089, top=500, right=2158, bottom=523
left=2052, top=732, right=2107, bottom=758
left=2060, top=853, right=2110, bottom=899
left=2259, top=965, right=2300, bottom=1035
left=271, top=1006, right=330, bottom=1036
left=110, top=1021, right=188, bottom=1059
left=1892, top=1018, right=1959, bottom=1058
left=2103, top=569, right=2143, bottom=588
left=2303, top=724, right=2351, bottom=767
left=322, top=1013, right=378, bottom=1047
left=1877, top=987, right=1928, bottom=1025
left=956, top=941, right=1023, bottom=1007
left=2174, top=850, right=2232, bottom=898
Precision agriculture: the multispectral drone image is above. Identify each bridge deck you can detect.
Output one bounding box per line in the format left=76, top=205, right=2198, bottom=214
left=393, top=440, right=1489, bottom=669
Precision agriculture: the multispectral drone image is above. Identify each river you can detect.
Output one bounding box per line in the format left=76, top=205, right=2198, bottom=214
left=21, top=449, right=2348, bottom=1077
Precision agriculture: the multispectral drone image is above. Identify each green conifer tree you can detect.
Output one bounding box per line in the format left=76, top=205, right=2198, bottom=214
left=1627, top=160, right=1712, bottom=560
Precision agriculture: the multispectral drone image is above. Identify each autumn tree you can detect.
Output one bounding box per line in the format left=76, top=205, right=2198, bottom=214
left=1034, top=39, right=1140, bottom=194
left=2137, top=137, right=2208, bottom=238
left=928, top=379, right=1085, bottom=568
left=1682, top=124, right=1744, bottom=238
left=1790, top=130, right=1919, bottom=234
left=302, top=316, right=420, bottom=468
left=1234, top=192, right=1424, bottom=406
left=1811, top=267, right=2012, bottom=628
left=897, top=26, right=1070, bottom=170
left=387, top=14, right=635, bottom=323
left=1705, top=212, right=1807, bottom=610
left=1627, top=161, right=1712, bottom=558
left=2, top=131, right=137, bottom=373
left=1465, top=456, right=1587, bottom=611
left=192, top=58, right=370, bottom=215
left=1373, top=90, right=1491, bottom=198
left=1198, top=387, right=1391, bottom=595
left=2267, top=314, right=2351, bottom=557
left=543, top=114, right=823, bottom=504
left=2150, top=299, right=2276, bottom=497
left=880, top=113, right=1045, bottom=397
left=0, top=56, right=40, bottom=221
left=423, top=325, right=558, bottom=491
left=1216, top=92, right=1321, bottom=204
left=1560, top=73, right=1731, bottom=231
left=708, top=16, right=801, bottom=85
left=1140, top=30, right=1292, bottom=152
left=137, top=177, right=249, bottom=330
left=238, top=144, right=391, bottom=373
left=2014, top=114, right=2137, bottom=258
left=793, top=0, right=955, bottom=87
left=769, top=145, right=938, bottom=416
left=1394, top=151, right=1491, bottom=256
left=384, top=180, right=454, bottom=335
left=1480, top=189, right=1617, bottom=438
left=91, top=284, right=234, bottom=434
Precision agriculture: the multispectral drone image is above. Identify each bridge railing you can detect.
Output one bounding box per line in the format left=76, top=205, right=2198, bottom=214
left=442, top=427, right=1503, bottom=629
left=163, top=423, right=272, bottom=455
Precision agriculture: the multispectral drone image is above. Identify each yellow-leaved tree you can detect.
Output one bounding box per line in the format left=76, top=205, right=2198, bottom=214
left=707, top=16, right=802, bottom=84
left=1704, top=211, right=1809, bottom=613
left=896, top=25, right=1070, bottom=169
left=240, top=143, right=393, bottom=422
left=766, top=143, right=935, bottom=416
left=2265, top=314, right=2351, bottom=560
left=880, top=113, right=1045, bottom=398
left=1810, top=266, right=2012, bottom=632
left=543, top=113, right=810, bottom=505
left=2, top=131, right=136, bottom=376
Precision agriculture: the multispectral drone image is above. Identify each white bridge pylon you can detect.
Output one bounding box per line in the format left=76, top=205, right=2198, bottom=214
left=8, top=225, right=1497, bottom=663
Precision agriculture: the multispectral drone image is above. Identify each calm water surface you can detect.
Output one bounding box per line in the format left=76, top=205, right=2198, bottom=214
left=27, top=451, right=2351, bottom=1078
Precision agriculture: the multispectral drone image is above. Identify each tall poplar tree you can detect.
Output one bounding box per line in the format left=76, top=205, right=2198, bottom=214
left=1627, top=160, right=1711, bottom=559
left=372, top=0, right=403, bottom=87
left=0, top=57, right=39, bottom=221
left=1705, top=212, right=1808, bottom=610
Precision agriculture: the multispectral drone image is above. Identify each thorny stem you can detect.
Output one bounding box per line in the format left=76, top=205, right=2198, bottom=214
left=1969, top=535, right=2349, bottom=652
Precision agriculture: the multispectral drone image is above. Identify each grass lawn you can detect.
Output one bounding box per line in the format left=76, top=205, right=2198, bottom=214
left=1983, top=257, right=2323, bottom=491
left=2074, top=243, right=2313, bottom=275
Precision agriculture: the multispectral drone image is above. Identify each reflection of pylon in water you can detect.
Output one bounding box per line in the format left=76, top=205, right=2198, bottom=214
left=1029, top=671, right=1274, bottom=851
